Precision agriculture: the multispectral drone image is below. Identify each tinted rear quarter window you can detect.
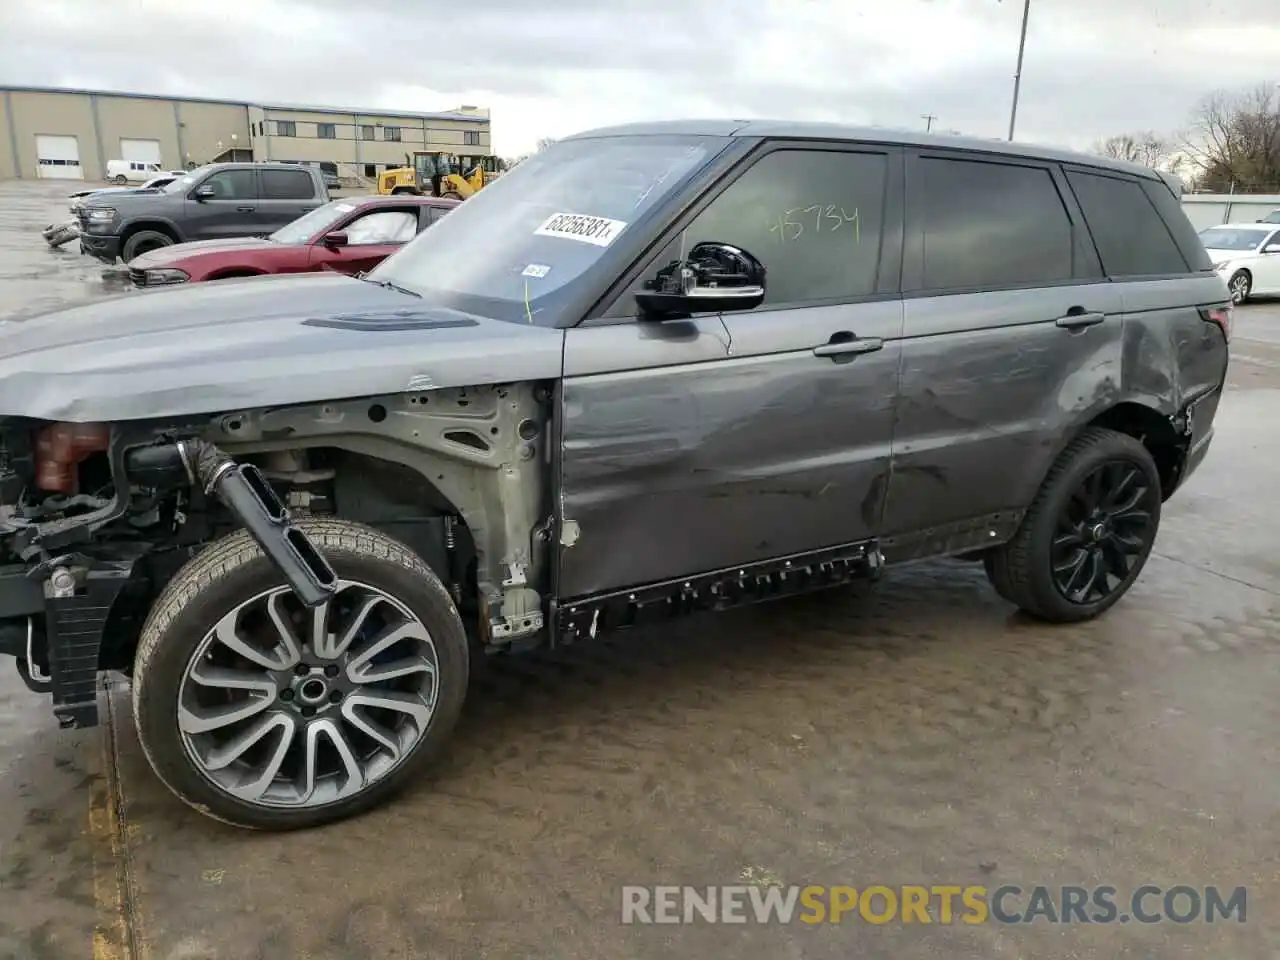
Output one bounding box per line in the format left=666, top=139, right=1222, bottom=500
left=261, top=169, right=315, bottom=200
left=917, top=157, right=1074, bottom=290
left=1066, top=170, right=1189, bottom=277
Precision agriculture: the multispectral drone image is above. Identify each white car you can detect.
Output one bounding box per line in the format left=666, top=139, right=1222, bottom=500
left=1198, top=224, right=1280, bottom=303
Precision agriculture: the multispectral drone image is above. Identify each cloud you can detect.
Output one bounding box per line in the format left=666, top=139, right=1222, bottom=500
left=2, top=0, right=1280, bottom=156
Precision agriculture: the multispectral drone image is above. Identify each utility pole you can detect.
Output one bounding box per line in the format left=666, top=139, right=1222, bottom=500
left=1007, top=0, right=1032, bottom=141
left=921, top=114, right=937, bottom=133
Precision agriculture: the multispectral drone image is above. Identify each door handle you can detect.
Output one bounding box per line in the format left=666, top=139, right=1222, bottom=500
left=813, top=336, right=884, bottom=359
left=236, top=205, right=255, bottom=212
left=1055, top=309, right=1105, bottom=330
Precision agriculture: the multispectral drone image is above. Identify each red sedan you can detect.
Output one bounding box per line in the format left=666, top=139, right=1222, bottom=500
left=127, top=195, right=459, bottom=288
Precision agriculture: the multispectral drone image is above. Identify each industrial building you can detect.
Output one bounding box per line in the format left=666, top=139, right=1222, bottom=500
left=0, top=84, right=491, bottom=182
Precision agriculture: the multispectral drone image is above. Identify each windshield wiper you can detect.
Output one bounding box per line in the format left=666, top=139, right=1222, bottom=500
left=359, top=276, right=421, bottom=298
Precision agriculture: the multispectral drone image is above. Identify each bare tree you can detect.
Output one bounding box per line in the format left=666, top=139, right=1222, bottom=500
left=1183, top=84, right=1280, bottom=192
left=534, top=137, right=558, bottom=153
left=1094, top=131, right=1175, bottom=170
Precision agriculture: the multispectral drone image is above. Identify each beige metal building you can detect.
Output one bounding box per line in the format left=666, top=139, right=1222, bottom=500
left=0, top=84, right=491, bottom=182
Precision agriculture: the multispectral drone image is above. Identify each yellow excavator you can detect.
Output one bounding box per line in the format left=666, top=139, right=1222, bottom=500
left=376, top=152, right=503, bottom=199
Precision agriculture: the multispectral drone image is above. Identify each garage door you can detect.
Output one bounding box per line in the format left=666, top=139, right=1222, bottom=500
left=120, top=138, right=162, bottom=165
left=35, top=135, right=83, bottom=180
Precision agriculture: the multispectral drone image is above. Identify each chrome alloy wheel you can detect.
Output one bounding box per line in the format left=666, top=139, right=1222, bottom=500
left=177, top=580, right=439, bottom=809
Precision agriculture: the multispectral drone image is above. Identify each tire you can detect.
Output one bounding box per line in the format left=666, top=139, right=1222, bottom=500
left=984, top=427, right=1162, bottom=623
left=1228, top=270, right=1251, bottom=304
left=132, top=519, right=470, bottom=830
left=442, top=191, right=464, bottom=201
left=391, top=186, right=419, bottom=196
left=122, top=229, right=174, bottom=262
left=111, top=175, right=128, bottom=185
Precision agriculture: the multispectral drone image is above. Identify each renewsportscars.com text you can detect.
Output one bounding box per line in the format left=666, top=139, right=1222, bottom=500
left=621, top=884, right=1247, bottom=925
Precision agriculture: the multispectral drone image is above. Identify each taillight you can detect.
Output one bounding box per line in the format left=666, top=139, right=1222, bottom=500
left=1200, top=304, right=1232, bottom=343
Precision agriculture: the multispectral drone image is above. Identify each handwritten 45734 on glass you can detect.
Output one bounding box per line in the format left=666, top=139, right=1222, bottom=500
left=768, top=205, right=860, bottom=243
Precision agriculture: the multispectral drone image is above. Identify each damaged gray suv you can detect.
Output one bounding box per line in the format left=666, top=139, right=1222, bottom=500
left=0, top=121, right=1229, bottom=829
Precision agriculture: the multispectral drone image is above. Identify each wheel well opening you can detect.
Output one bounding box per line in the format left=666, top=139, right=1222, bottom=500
left=122, top=221, right=179, bottom=244
left=1086, top=402, right=1184, bottom=497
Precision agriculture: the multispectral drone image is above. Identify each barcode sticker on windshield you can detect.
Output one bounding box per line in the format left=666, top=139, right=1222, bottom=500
left=534, top=212, right=628, bottom=247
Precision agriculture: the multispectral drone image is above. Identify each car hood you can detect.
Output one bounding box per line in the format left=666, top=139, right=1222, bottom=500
left=0, top=273, right=564, bottom=423
left=72, top=186, right=162, bottom=203
left=1202, top=247, right=1255, bottom=266
left=130, top=236, right=278, bottom=267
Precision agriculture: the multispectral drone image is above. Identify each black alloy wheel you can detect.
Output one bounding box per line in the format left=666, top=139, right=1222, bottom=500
left=1050, top=459, right=1158, bottom=605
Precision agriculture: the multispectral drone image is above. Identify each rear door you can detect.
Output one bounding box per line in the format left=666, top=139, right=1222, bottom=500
left=308, top=207, right=420, bottom=275
left=881, top=149, right=1122, bottom=559
left=184, top=167, right=259, bottom=241
left=257, top=167, right=320, bottom=233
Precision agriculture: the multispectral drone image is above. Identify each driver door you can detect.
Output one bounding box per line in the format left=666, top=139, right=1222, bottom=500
left=557, top=143, right=905, bottom=601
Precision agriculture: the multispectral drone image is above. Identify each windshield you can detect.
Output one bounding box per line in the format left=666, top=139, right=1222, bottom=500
left=270, top=200, right=358, bottom=244
left=369, top=134, right=727, bottom=325
left=1198, top=227, right=1268, bottom=251
left=1262, top=210, right=1280, bottom=223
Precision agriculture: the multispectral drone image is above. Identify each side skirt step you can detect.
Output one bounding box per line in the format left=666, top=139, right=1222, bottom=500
left=554, top=540, right=883, bottom=646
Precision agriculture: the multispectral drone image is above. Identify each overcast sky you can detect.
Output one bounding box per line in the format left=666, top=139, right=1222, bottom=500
left=2, top=0, right=1279, bottom=157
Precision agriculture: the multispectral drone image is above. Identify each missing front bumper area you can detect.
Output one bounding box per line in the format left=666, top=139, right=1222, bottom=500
left=0, top=557, right=136, bottom=728
left=0, top=438, right=339, bottom=728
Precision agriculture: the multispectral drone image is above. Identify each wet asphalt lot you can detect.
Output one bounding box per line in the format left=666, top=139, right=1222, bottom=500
left=0, top=178, right=1276, bottom=960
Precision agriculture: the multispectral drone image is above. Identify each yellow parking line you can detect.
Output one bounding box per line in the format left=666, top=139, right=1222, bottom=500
left=88, top=677, right=149, bottom=960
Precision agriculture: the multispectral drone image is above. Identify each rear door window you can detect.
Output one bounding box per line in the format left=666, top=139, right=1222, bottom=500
left=1066, top=170, right=1189, bottom=277
left=261, top=168, right=316, bottom=200
left=914, top=156, right=1074, bottom=291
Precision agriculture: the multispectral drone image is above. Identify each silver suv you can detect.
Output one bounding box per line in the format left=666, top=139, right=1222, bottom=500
left=0, top=121, right=1229, bottom=829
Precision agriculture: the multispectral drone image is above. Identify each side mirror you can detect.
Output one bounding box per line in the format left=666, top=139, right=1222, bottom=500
left=635, top=241, right=766, bottom=320
left=322, top=230, right=348, bottom=247
left=1265, top=243, right=1280, bottom=254
left=194, top=184, right=216, bottom=199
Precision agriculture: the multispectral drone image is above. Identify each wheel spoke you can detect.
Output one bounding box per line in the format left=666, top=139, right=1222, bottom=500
left=1101, top=466, right=1138, bottom=509
left=345, top=622, right=430, bottom=681
left=1053, top=531, right=1084, bottom=552
left=301, top=718, right=364, bottom=802
left=345, top=690, right=434, bottom=729
left=1101, top=539, right=1132, bottom=580
left=340, top=702, right=402, bottom=760
left=1111, top=530, right=1146, bottom=553
left=327, top=594, right=385, bottom=661
left=265, top=591, right=304, bottom=669
left=350, top=655, right=435, bottom=684
left=1072, top=551, right=1106, bottom=603
left=212, top=612, right=291, bottom=671
left=188, top=662, right=275, bottom=694
left=309, top=598, right=335, bottom=659
left=229, top=714, right=298, bottom=801
left=1109, top=484, right=1148, bottom=519
left=179, top=691, right=274, bottom=734
left=204, top=711, right=293, bottom=771
left=1059, top=550, right=1090, bottom=591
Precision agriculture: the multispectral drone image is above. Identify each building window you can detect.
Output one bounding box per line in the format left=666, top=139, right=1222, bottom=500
left=383, top=126, right=402, bottom=142
left=364, top=163, right=377, bottom=178
left=276, top=120, right=296, bottom=137
left=464, top=130, right=480, bottom=146
left=360, top=125, right=375, bottom=140
left=317, top=123, right=336, bottom=139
